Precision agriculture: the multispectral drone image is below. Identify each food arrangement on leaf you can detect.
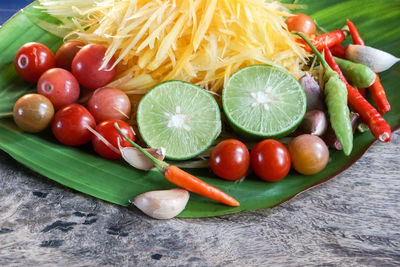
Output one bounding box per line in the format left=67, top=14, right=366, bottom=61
left=0, top=0, right=399, bottom=218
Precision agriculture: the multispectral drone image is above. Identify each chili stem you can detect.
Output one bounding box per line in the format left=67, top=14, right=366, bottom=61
left=0, top=112, right=13, bottom=118
left=294, top=31, right=330, bottom=70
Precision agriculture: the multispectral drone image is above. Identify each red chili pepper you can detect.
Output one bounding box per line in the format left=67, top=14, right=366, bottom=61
left=323, top=47, right=391, bottom=142
left=164, top=166, right=239, bottom=207
left=358, top=87, right=367, bottom=97
left=369, top=75, right=390, bottom=114
left=347, top=19, right=391, bottom=115
left=346, top=19, right=365, bottom=46
left=300, top=30, right=345, bottom=52
left=330, top=45, right=347, bottom=59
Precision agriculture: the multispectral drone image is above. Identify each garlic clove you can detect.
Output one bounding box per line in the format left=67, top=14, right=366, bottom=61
left=346, top=44, right=400, bottom=73
left=132, top=189, right=190, bottom=219
left=120, top=146, right=165, bottom=170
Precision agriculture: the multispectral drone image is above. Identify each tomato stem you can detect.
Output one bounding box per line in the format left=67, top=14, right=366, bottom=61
left=114, top=122, right=169, bottom=172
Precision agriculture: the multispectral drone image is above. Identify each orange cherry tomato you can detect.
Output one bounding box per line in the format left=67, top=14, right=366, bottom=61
left=285, top=13, right=316, bottom=35
left=288, top=134, right=329, bottom=175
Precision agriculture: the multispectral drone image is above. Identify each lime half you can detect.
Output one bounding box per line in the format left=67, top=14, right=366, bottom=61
left=222, top=65, right=306, bottom=139
left=137, top=81, right=221, bottom=160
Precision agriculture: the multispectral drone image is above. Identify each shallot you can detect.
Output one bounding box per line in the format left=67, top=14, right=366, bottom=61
left=325, top=112, right=360, bottom=150
left=299, top=72, right=324, bottom=111
left=298, top=110, right=327, bottom=136
left=345, top=44, right=400, bottom=73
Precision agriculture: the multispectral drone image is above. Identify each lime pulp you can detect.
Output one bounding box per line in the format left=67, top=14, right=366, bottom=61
left=137, top=80, right=221, bottom=160
left=222, top=65, right=306, bottom=139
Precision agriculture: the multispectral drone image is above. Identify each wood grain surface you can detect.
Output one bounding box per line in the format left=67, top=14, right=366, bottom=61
left=0, top=131, right=399, bottom=266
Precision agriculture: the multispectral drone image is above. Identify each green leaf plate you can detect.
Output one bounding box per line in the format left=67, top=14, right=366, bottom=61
left=0, top=1, right=399, bottom=218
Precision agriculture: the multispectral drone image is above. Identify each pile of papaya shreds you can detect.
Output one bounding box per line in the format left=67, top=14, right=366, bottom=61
left=295, top=19, right=394, bottom=156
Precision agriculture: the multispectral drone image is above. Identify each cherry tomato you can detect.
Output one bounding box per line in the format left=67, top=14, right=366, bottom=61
left=209, top=139, right=250, bottom=181
left=13, top=94, right=54, bottom=133
left=288, top=134, right=329, bottom=175
left=88, top=87, right=131, bottom=123
left=285, top=13, right=316, bottom=35
left=37, top=68, right=80, bottom=110
left=14, top=42, right=56, bottom=83
left=92, top=120, right=135, bottom=159
left=55, top=40, right=85, bottom=71
left=72, top=44, right=116, bottom=90
left=52, top=104, right=95, bottom=146
left=251, top=139, right=291, bottom=182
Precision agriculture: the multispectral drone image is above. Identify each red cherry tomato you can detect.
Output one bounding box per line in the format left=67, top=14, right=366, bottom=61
left=72, top=44, right=116, bottom=90
left=37, top=68, right=80, bottom=110
left=209, top=139, right=250, bottom=181
left=251, top=139, right=291, bottom=182
left=88, top=87, right=131, bottom=123
left=52, top=104, right=95, bottom=146
left=92, top=120, right=135, bottom=159
left=14, top=42, right=56, bottom=83
left=285, top=13, right=316, bottom=35
left=55, top=40, right=85, bottom=71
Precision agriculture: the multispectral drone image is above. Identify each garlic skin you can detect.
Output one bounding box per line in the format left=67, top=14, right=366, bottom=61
left=346, top=44, right=400, bottom=73
left=132, top=189, right=190, bottom=219
left=120, top=146, right=165, bottom=170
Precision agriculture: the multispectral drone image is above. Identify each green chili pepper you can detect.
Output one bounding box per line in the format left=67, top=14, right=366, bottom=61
left=295, top=31, right=353, bottom=155
left=334, top=56, right=376, bottom=88
left=324, top=74, right=353, bottom=155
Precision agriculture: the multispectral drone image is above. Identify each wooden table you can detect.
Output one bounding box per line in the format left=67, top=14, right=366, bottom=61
left=1, top=131, right=399, bottom=266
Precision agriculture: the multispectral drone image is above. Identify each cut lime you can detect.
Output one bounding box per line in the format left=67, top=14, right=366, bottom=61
left=222, top=65, right=306, bottom=139
left=137, top=81, right=221, bottom=160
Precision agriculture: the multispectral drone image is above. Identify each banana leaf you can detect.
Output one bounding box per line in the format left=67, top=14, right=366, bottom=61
left=0, top=0, right=399, bottom=218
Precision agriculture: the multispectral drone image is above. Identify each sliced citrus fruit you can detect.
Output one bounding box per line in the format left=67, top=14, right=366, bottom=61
left=137, top=81, right=221, bottom=160
left=222, top=65, right=306, bottom=139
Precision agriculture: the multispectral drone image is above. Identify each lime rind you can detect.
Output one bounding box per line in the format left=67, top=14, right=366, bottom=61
left=222, top=65, right=306, bottom=139
left=137, top=80, right=221, bottom=160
